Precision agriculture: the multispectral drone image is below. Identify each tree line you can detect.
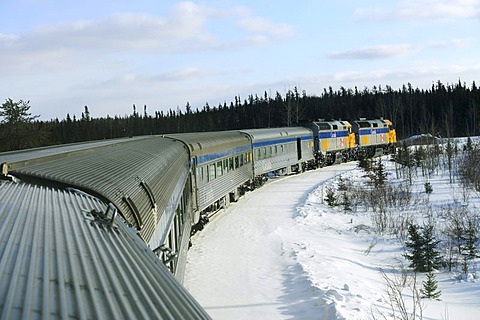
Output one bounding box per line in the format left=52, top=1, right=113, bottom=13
left=1, top=80, right=479, bottom=152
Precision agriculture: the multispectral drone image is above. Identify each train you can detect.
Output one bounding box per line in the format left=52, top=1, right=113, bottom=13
left=0, top=118, right=395, bottom=318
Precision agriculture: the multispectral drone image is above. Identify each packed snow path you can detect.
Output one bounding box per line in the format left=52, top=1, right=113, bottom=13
left=184, top=163, right=357, bottom=319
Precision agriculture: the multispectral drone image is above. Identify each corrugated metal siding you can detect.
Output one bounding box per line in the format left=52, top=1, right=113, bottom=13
left=0, top=181, right=210, bottom=319
left=196, top=166, right=252, bottom=211
left=6, top=136, right=190, bottom=243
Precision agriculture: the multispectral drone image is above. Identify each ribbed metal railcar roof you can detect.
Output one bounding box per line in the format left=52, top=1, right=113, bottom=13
left=4, top=136, right=189, bottom=243
left=240, top=127, right=313, bottom=141
left=0, top=181, right=210, bottom=319
left=0, top=137, right=144, bottom=165
left=165, top=131, right=251, bottom=157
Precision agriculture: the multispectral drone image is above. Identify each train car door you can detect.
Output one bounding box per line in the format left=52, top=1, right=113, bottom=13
left=297, top=137, right=302, bottom=160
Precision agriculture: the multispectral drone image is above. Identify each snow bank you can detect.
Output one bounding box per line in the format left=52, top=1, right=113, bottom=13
left=185, top=153, right=480, bottom=319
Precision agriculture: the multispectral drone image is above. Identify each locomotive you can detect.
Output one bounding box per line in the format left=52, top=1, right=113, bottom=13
left=0, top=118, right=396, bottom=318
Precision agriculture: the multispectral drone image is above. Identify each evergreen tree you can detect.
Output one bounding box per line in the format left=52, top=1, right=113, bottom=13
left=325, top=188, right=336, bottom=207
left=372, top=158, right=387, bottom=187
left=342, top=192, right=351, bottom=211
left=420, top=271, right=441, bottom=300
left=464, top=219, right=478, bottom=260
left=404, top=224, right=424, bottom=272
left=424, top=182, right=433, bottom=194
left=404, top=223, right=442, bottom=272
left=0, top=98, right=44, bottom=151
left=465, top=136, right=473, bottom=152
left=421, top=224, right=442, bottom=272
left=358, top=154, right=372, bottom=172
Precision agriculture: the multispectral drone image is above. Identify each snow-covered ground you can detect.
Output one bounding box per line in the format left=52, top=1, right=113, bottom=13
left=184, top=148, right=480, bottom=319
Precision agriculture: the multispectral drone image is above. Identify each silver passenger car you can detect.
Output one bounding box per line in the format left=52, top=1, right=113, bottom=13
left=165, top=131, right=253, bottom=222
left=0, top=180, right=210, bottom=319
left=2, top=136, right=193, bottom=280
left=240, top=127, right=314, bottom=177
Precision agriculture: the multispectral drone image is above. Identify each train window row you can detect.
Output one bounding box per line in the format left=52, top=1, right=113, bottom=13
left=199, top=152, right=251, bottom=183
left=255, top=144, right=287, bottom=160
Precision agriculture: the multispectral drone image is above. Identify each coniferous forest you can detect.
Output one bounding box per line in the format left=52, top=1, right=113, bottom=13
left=1, top=80, right=479, bottom=152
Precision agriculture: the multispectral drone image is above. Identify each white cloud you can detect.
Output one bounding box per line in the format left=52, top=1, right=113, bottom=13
left=355, top=0, right=480, bottom=21
left=327, top=39, right=471, bottom=60
left=327, top=44, right=419, bottom=60
left=0, top=1, right=295, bottom=76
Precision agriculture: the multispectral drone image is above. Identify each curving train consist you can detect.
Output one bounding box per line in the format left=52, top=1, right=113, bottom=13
left=0, top=118, right=395, bottom=318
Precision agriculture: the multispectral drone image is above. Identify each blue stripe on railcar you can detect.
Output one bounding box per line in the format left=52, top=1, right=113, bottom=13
left=359, top=128, right=389, bottom=135
left=318, top=131, right=349, bottom=139
left=252, top=135, right=312, bottom=148
left=197, top=145, right=251, bottom=164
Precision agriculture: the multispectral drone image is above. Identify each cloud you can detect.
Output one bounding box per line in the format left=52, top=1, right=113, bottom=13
left=0, top=1, right=294, bottom=76
left=327, top=39, right=470, bottom=60
left=327, top=44, right=418, bottom=60
left=330, top=64, right=480, bottom=84
left=355, top=0, right=480, bottom=21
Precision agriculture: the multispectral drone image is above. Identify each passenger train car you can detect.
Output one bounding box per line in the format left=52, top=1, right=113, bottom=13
left=0, top=118, right=396, bottom=317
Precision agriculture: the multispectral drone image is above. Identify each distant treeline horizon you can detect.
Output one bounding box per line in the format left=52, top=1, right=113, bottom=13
left=1, top=80, right=479, bottom=152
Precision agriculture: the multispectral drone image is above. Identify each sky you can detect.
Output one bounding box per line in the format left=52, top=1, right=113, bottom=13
left=1, top=0, right=479, bottom=120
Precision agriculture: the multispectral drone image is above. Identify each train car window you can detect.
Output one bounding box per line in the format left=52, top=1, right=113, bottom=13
left=241, top=154, right=245, bottom=166
left=281, top=145, right=284, bottom=153
left=217, top=161, right=223, bottom=177
left=275, top=145, right=278, bottom=154
left=200, top=166, right=204, bottom=182
left=209, top=164, right=216, bottom=181
left=229, top=157, right=234, bottom=170
left=332, top=125, right=338, bottom=130
left=269, top=146, right=272, bottom=156
left=223, top=159, right=228, bottom=172
left=235, top=156, right=239, bottom=168
left=263, top=147, right=267, bottom=156
left=245, top=153, right=249, bottom=163
left=373, top=123, right=378, bottom=128
left=256, top=149, right=260, bottom=160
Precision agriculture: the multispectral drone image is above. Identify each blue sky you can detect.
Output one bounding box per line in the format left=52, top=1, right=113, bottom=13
left=1, top=0, right=479, bottom=120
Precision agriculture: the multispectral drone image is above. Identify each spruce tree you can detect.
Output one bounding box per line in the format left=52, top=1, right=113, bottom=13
left=372, top=158, right=387, bottom=187
left=464, top=219, right=478, bottom=260
left=421, top=224, right=442, bottom=272
left=421, top=271, right=441, bottom=300
left=325, top=188, right=336, bottom=207
left=404, top=224, right=424, bottom=272
left=404, top=223, right=442, bottom=272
